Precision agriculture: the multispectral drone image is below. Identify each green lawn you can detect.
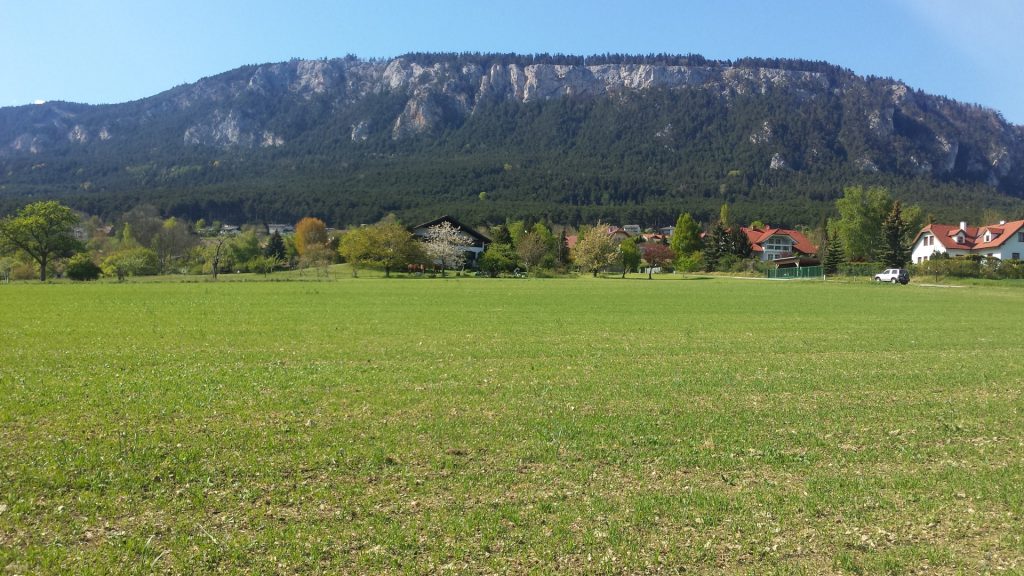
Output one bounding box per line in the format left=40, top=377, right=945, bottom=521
left=1, top=277, right=1022, bottom=574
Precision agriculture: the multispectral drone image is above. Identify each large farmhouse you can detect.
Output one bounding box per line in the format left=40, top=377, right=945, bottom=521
left=411, top=215, right=491, bottom=267
left=910, top=220, right=1024, bottom=263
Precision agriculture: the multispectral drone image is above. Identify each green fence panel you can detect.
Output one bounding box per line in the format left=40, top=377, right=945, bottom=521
left=767, top=265, right=823, bottom=279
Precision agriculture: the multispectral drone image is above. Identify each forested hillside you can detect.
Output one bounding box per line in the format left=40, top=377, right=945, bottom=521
left=2, top=53, right=1022, bottom=227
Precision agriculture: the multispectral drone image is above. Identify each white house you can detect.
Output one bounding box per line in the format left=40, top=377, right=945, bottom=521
left=910, top=220, right=1024, bottom=263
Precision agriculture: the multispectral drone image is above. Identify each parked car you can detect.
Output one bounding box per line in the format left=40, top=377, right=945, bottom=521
left=874, top=268, right=910, bottom=284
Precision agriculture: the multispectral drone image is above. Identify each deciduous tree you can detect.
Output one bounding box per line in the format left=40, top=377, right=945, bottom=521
left=295, top=217, right=328, bottom=256
left=516, top=231, right=548, bottom=274
left=832, top=186, right=892, bottom=262
left=424, top=221, right=471, bottom=276
left=367, top=216, right=422, bottom=277
left=670, top=212, right=703, bottom=258
left=641, top=243, right=675, bottom=279
left=0, top=201, right=81, bottom=281
left=338, top=227, right=372, bottom=277
left=571, top=223, right=617, bottom=277
left=619, top=237, right=640, bottom=277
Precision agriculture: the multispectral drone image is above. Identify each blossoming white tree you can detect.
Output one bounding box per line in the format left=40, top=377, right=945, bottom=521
left=424, top=221, right=471, bottom=276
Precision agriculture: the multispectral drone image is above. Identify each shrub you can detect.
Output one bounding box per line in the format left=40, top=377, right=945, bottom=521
left=675, top=252, right=704, bottom=273
left=65, top=253, right=102, bottom=281
left=837, top=262, right=882, bottom=277
left=11, top=261, right=38, bottom=281
left=102, top=248, right=159, bottom=280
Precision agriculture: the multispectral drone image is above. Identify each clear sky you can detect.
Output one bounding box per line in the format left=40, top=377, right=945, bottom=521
left=2, top=0, right=1022, bottom=123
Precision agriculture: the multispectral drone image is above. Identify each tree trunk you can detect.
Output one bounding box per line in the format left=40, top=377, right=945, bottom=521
left=592, top=269, right=598, bottom=278
left=648, top=268, right=653, bottom=280
left=39, top=254, right=47, bottom=281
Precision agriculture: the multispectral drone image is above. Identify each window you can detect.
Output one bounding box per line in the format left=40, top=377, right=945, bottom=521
left=1019, top=232, right=1024, bottom=242
left=1013, top=253, right=1021, bottom=260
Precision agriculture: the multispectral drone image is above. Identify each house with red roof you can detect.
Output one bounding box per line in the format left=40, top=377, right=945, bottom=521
left=910, top=220, right=1024, bottom=262
left=740, top=225, right=817, bottom=261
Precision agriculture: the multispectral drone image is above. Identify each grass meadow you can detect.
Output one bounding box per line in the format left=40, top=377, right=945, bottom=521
left=1, top=275, right=1022, bottom=574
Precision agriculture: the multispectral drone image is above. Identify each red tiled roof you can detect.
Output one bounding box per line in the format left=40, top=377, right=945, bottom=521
left=912, top=224, right=974, bottom=250
left=911, top=221, right=1024, bottom=251
left=973, top=220, right=1024, bottom=250
left=740, top=226, right=817, bottom=255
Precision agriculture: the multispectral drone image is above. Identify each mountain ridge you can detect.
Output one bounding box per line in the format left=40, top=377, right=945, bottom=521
left=1, top=53, right=1022, bottom=226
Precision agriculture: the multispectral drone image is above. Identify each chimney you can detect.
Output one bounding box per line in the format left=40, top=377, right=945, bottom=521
left=1000, top=220, right=1006, bottom=225
left=960, top=221, right=967, bottom=231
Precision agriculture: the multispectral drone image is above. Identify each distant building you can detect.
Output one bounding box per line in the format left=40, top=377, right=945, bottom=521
left=622, top=224, right=642, bottom=236
left=267, top=223, right=295, bottom=235
left=411, top=215, right=491, bottom=268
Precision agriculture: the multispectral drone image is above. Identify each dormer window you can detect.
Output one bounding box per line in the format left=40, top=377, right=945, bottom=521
left=984, top=232, right=992, bottom=242
left=956, top=234, right=964, bottom=244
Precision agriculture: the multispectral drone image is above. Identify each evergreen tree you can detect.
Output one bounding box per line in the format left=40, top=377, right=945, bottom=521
left=703, top=222, right=728, bottom=272
left=265, top=231, right=287, bottom=259
left=556, top=229, right=569, bottom=266
left=728, top=226, right=753, bottom=258
left=881, top=201, right=911, bottom=268
left=823, top=230, right=846, bottom=274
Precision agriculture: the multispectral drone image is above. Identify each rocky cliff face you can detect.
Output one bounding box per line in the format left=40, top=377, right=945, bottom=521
left=1, top=54, right=1023, bottom=193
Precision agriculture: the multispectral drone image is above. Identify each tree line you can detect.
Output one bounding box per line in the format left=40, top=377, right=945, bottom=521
left=0, top=184, right=1014, bottom=282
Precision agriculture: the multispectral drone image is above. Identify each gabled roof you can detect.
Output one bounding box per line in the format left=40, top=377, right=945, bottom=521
left=913, top=221, right=1024, bottom=251
left=973, top=220, right=1024, bottom=250
left=912, top=224, right=976, bottom=250
left=740, top=226, right=817, bottom=255
left=411, top=215, right=491, bottom=245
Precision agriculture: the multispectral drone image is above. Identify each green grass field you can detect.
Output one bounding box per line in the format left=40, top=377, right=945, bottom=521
left=1, top=276, right=1022, bottom=574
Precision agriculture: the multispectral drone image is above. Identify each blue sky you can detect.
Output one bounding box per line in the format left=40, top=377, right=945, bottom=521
left=2, top=0, right=1022, bottom=123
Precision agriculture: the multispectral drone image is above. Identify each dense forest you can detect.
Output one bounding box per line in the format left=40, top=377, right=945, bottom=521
left=1, top=53, right=1022, bottom=228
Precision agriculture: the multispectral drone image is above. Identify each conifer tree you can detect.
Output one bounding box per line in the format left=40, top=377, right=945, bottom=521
left=264, top=231, right=287, bottom=260
left=881, top=201, right=910, bottom=268
left=823, top=231, right=845, bottom=274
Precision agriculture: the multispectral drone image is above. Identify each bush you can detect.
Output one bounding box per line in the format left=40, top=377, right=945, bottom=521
left=914, top=256, right=1024, bottom=280
left=65, top=253, right=102, bottom=281
left=837, top=262, right=882, bottom=277
left=674, top=252, right=704, bottom=273
left=11, top=261, right=38, bottom=281
left=715, top=253, right=740, bottom=272
left=102, top=248, right=159, bottom=280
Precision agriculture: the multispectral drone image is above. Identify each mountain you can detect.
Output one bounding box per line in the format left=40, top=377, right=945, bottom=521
left=2, top=53, right=1023, bottom=227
